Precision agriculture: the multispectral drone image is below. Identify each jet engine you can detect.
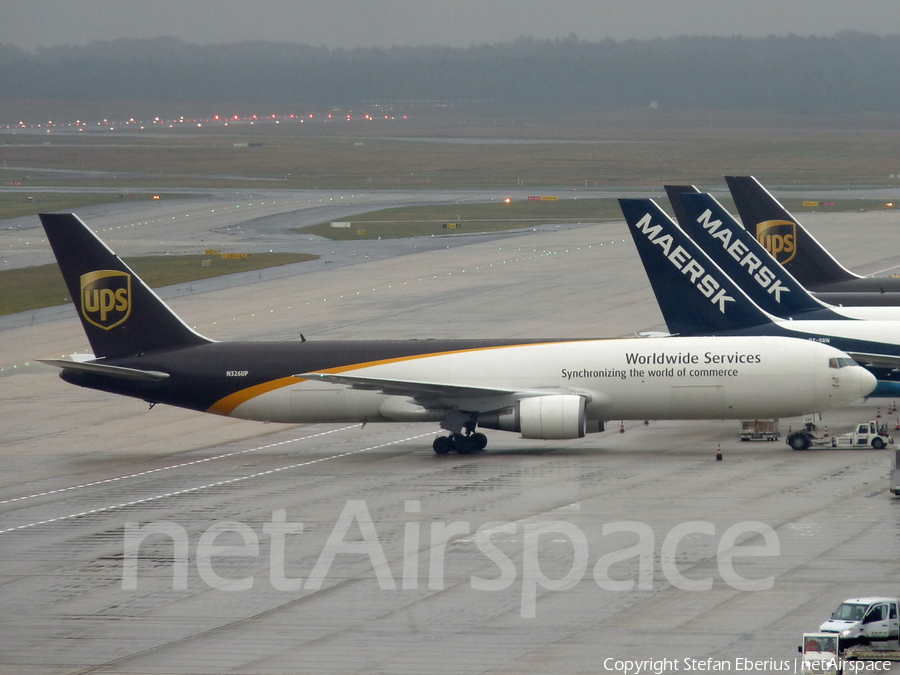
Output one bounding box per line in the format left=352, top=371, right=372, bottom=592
left=479, top=394, right=586, bottom=440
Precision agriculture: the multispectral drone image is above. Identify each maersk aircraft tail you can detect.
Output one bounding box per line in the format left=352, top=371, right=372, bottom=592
left=725, top=176, right=900, bottom=294
left=619, top=197, right=900, bottom=396
left=38, top=213, right=875, bottom=451
left=665, top=183, right=900, bottom=307
left=618, top=198, right=775, bottom=337
left=673, top=191, right=900, bottom=321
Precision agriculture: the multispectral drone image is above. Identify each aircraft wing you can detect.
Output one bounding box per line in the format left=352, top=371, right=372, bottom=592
left=39, top=358, right=170, bottom=381
left=844, top=352, right=900, bottom=371
left=299, top=372, right=589, bottom=412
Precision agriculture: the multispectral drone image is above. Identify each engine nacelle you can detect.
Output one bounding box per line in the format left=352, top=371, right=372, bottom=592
left=479, top=394, right=586, bottom=440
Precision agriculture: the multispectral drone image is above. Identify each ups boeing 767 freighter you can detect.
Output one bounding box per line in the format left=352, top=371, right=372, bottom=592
left=37, top=213, right=874, bottom=453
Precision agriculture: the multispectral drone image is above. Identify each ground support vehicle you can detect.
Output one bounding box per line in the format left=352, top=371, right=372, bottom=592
left=788, top=421, right=893, bottom=451
left=798, top=633, right=842, bottom=674
left=787, top=423, right=835, bottom=450
left=820, top=598, right=900, bottom=648
left=891, top=450, right=900, bottom=495
left=832, top=421, right=893, bottom=449
left=740, top=419, right=779, bottom=441
left=841, top=644, right=900, bottom=661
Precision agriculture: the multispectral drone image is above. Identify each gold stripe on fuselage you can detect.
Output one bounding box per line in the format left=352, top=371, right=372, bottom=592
left=206, top=340, right=592, bottom=416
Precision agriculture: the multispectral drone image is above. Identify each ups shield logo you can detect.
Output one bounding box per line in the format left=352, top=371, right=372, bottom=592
left=81, top=270, right=131, bottom=330
left=756, top=219, right=797, bottom=264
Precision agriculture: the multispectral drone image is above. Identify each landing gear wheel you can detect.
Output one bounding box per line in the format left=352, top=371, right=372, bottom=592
left=453, top=433, right=476, bottom=454
left=433, top=436, right=451, bottom=454
left=470, top=432, right=488, bottom=451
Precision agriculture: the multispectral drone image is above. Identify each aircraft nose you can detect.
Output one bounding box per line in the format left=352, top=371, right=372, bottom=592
left=856, top=367, right=877, bottom=399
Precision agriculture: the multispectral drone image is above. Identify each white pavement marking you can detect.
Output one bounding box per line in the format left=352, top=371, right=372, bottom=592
left=0, top=430, right=436, bottom=535
left=0, top=425, right=360, bottom=507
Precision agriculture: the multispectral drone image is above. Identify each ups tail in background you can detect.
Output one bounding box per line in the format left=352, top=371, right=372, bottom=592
left=724, top=176, right=883, bottom=292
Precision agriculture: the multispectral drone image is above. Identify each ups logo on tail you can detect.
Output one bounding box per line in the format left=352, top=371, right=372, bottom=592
left=81, top=270, right=131, bottom=330
left=756, top=219, right=797, bottom=264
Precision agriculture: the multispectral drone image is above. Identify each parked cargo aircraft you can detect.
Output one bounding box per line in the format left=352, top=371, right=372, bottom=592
left=38, top=213, right=873, bottom=453
left=669, top=189, right=900, bottom=321
left=665, top=183, right=900, bottom=307
left=619, top=198, right=900, bottom=396
left=726, top=175, right=900, bottom=293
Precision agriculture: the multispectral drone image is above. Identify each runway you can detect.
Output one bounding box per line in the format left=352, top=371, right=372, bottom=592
left=2, top=192, right=900, bottom=674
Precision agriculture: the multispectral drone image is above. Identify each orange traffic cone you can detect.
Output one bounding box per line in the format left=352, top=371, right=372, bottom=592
left=619, top=421, right=625, bottom=434
left=823, top=426, right=829, bottom=437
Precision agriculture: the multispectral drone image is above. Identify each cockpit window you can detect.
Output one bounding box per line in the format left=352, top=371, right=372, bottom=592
left=829, top=357, right=858, bottom=369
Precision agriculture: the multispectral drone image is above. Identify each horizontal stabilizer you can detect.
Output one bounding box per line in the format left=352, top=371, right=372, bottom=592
left=39, top=358, right=170, bottom=381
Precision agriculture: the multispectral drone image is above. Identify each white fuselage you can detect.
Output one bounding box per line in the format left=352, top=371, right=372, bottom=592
left=228, top=336, right=874, bottom=425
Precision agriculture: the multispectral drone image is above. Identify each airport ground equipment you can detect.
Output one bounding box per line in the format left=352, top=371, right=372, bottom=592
left=739, top=419, right=779, bottom=441
left=891, top=450, right=900, bottom=495
left=831, top=421, right=893, bottom=449
left=798, top=633, right=842, bottom=674
left=819, top=598, right=900, bottom=648
left=799, top=632, right=900, bottom=673
left=787, top=421, right=892, bottom=450
left=786, top=423, right=834, bottom=450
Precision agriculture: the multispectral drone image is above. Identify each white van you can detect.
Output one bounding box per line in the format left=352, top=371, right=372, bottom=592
left=819, top=597, right=899, bottom=646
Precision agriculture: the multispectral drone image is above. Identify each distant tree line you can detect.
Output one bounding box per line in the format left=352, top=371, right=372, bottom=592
left=1, top=32, right=899, bottom=111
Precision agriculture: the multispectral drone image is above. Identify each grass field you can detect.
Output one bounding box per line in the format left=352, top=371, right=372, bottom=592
left=6, top=104, right=900, bottom=190
left=0, top=192, right=187, bottom=220
left=299, top=198, right=626, bottom=239
left=1, top=252, right=317, bottom=316
left=299, top=196, right=899, bottom=240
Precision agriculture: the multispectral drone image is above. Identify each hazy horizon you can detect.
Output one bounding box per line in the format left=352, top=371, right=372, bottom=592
left=5, top=0, right=900, bottom=52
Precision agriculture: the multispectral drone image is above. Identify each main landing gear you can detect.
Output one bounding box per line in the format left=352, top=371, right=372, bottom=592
left=433, top=431, right=488, bottom=455
left=433, top=412, right=488, bottom=454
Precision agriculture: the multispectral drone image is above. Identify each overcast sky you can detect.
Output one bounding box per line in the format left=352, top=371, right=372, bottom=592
left=5, top=0, right=900, bottom=51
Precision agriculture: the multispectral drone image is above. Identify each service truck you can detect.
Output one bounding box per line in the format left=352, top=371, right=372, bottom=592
left=819, top=597, right=900, bottom=648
